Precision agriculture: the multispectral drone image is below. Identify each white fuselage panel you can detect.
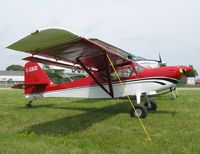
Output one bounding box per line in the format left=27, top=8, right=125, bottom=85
left=26, top=78, right=177, bottom=99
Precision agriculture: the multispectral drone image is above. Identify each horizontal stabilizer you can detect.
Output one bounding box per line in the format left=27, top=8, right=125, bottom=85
left=12, top=83, right=25, bottom=89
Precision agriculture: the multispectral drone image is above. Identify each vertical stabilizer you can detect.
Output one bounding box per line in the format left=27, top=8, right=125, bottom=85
left=24, top=62, right=52, bottom=85
left=24, top=62, right=53, bottom=95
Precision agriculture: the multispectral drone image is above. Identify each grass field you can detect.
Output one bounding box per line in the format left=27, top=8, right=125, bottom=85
left=0, top=84, right=11, bottom=88
left=0, top=89, right=200, bottom=153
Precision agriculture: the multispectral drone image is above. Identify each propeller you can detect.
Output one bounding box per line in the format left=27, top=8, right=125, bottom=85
left=157, top=52, right=166, bottom=67
left=158, top=52, right=162, bottom=63
left=179, top=65, right=197, bottom=77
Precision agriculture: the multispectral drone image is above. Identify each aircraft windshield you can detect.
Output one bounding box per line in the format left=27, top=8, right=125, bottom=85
left=128, top=54, right=145, bottom=61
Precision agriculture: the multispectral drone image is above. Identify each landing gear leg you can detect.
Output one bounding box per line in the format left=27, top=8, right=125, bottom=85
left=130, top=93, right=148, bottom=118
left=144, top=94, right=157, bottom=111
left=170, top=87, right=178, bottom=100
left=174, top=88, right=179, bottom=97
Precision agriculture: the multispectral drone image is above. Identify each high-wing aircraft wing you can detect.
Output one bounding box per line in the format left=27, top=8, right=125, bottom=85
left=89, top=38, right=130, bottom=58
left=7, top=28, right=132, bottom=98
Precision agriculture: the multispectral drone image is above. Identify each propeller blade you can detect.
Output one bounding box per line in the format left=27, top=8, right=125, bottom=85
left=158, top=52, right=162, bottom=63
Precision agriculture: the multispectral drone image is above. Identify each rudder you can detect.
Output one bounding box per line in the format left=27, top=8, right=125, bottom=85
left=24, top=62, right=52, bottom=85
left=24, top=62, right=53, bottom=96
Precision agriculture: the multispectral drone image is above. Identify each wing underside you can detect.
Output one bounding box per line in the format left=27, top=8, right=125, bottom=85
left=7, top=28, right=132, bottom=98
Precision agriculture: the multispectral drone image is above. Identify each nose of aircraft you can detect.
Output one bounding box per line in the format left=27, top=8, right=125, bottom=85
left=179, top=66, right=193, bottom=74
left=136, top=65, right=194, bottom=80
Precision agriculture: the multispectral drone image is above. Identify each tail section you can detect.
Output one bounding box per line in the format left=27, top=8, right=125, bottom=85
left=25, top=62, right=52, bottom=85
left=24, top=62, right=53, bottom=96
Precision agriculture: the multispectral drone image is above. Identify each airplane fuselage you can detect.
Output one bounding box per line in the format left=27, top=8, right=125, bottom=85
left=25, top=64, right=188, bottom=99
left=25, top=76, right=178, bottom=99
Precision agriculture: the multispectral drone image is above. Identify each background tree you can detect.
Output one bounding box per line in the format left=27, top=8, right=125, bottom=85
left=6, top=65, right=24, bottom=71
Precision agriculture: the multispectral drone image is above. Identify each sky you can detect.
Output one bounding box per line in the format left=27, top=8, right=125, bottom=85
left=0, top=0, right=200, bottom=76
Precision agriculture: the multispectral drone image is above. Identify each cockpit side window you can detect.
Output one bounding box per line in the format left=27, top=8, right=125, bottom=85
left=135, top=63, right=144, bottom=73
left=111, top=65, right=136, bottom=80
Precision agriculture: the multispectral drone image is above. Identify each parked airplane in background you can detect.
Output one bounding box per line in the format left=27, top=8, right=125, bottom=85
left=7, top=28, right=192, bottom=118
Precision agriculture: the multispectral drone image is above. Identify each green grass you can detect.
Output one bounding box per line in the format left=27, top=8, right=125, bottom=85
left=0, top=90, right=200, bottom=153
left=0, top=84, right=12, bottom=88
left=177, top=83, right=200, bottom=88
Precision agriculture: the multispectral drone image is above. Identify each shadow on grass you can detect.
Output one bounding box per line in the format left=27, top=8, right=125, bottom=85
left=15, top=98, right=106, bottom=110
left=16, top=104, right=55, bottom=109
left=22, top=102, right=129, bottom=136
left=21, top=99, right=178, bottom=136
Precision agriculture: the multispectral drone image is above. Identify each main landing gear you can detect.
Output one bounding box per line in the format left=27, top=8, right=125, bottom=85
left=144, top=100, right=157, bottom=111
left=130, top=93, right=157, bottom=118
left=170, top=87, right=179, bottom=100
left=130, top=104, right=147, bottom=118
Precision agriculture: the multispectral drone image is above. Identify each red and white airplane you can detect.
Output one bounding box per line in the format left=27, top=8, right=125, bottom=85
left=8, top=28, right=192, bottom=118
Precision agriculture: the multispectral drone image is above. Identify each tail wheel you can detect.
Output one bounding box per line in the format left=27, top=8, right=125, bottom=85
left=26, top=101, right=33, bottom=108
left=144, top=100, right=157, bottom=111
left=130, top=104, right=148, bottom=118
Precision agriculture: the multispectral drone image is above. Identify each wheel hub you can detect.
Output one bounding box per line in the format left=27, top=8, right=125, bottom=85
left=135, top=109, right=142, bottom=117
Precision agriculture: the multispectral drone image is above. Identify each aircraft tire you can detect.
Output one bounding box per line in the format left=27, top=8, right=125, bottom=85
left=26, top=101, right=33, bottom=108
left=130, top=104, right=147, bottom=118
left=144, top=100, right=157, bottom=111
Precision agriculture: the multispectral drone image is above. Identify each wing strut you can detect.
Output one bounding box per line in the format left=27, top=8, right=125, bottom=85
left=76, top=56, right=114, bottom=98
left=105, top=54, right=114, bottom=98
